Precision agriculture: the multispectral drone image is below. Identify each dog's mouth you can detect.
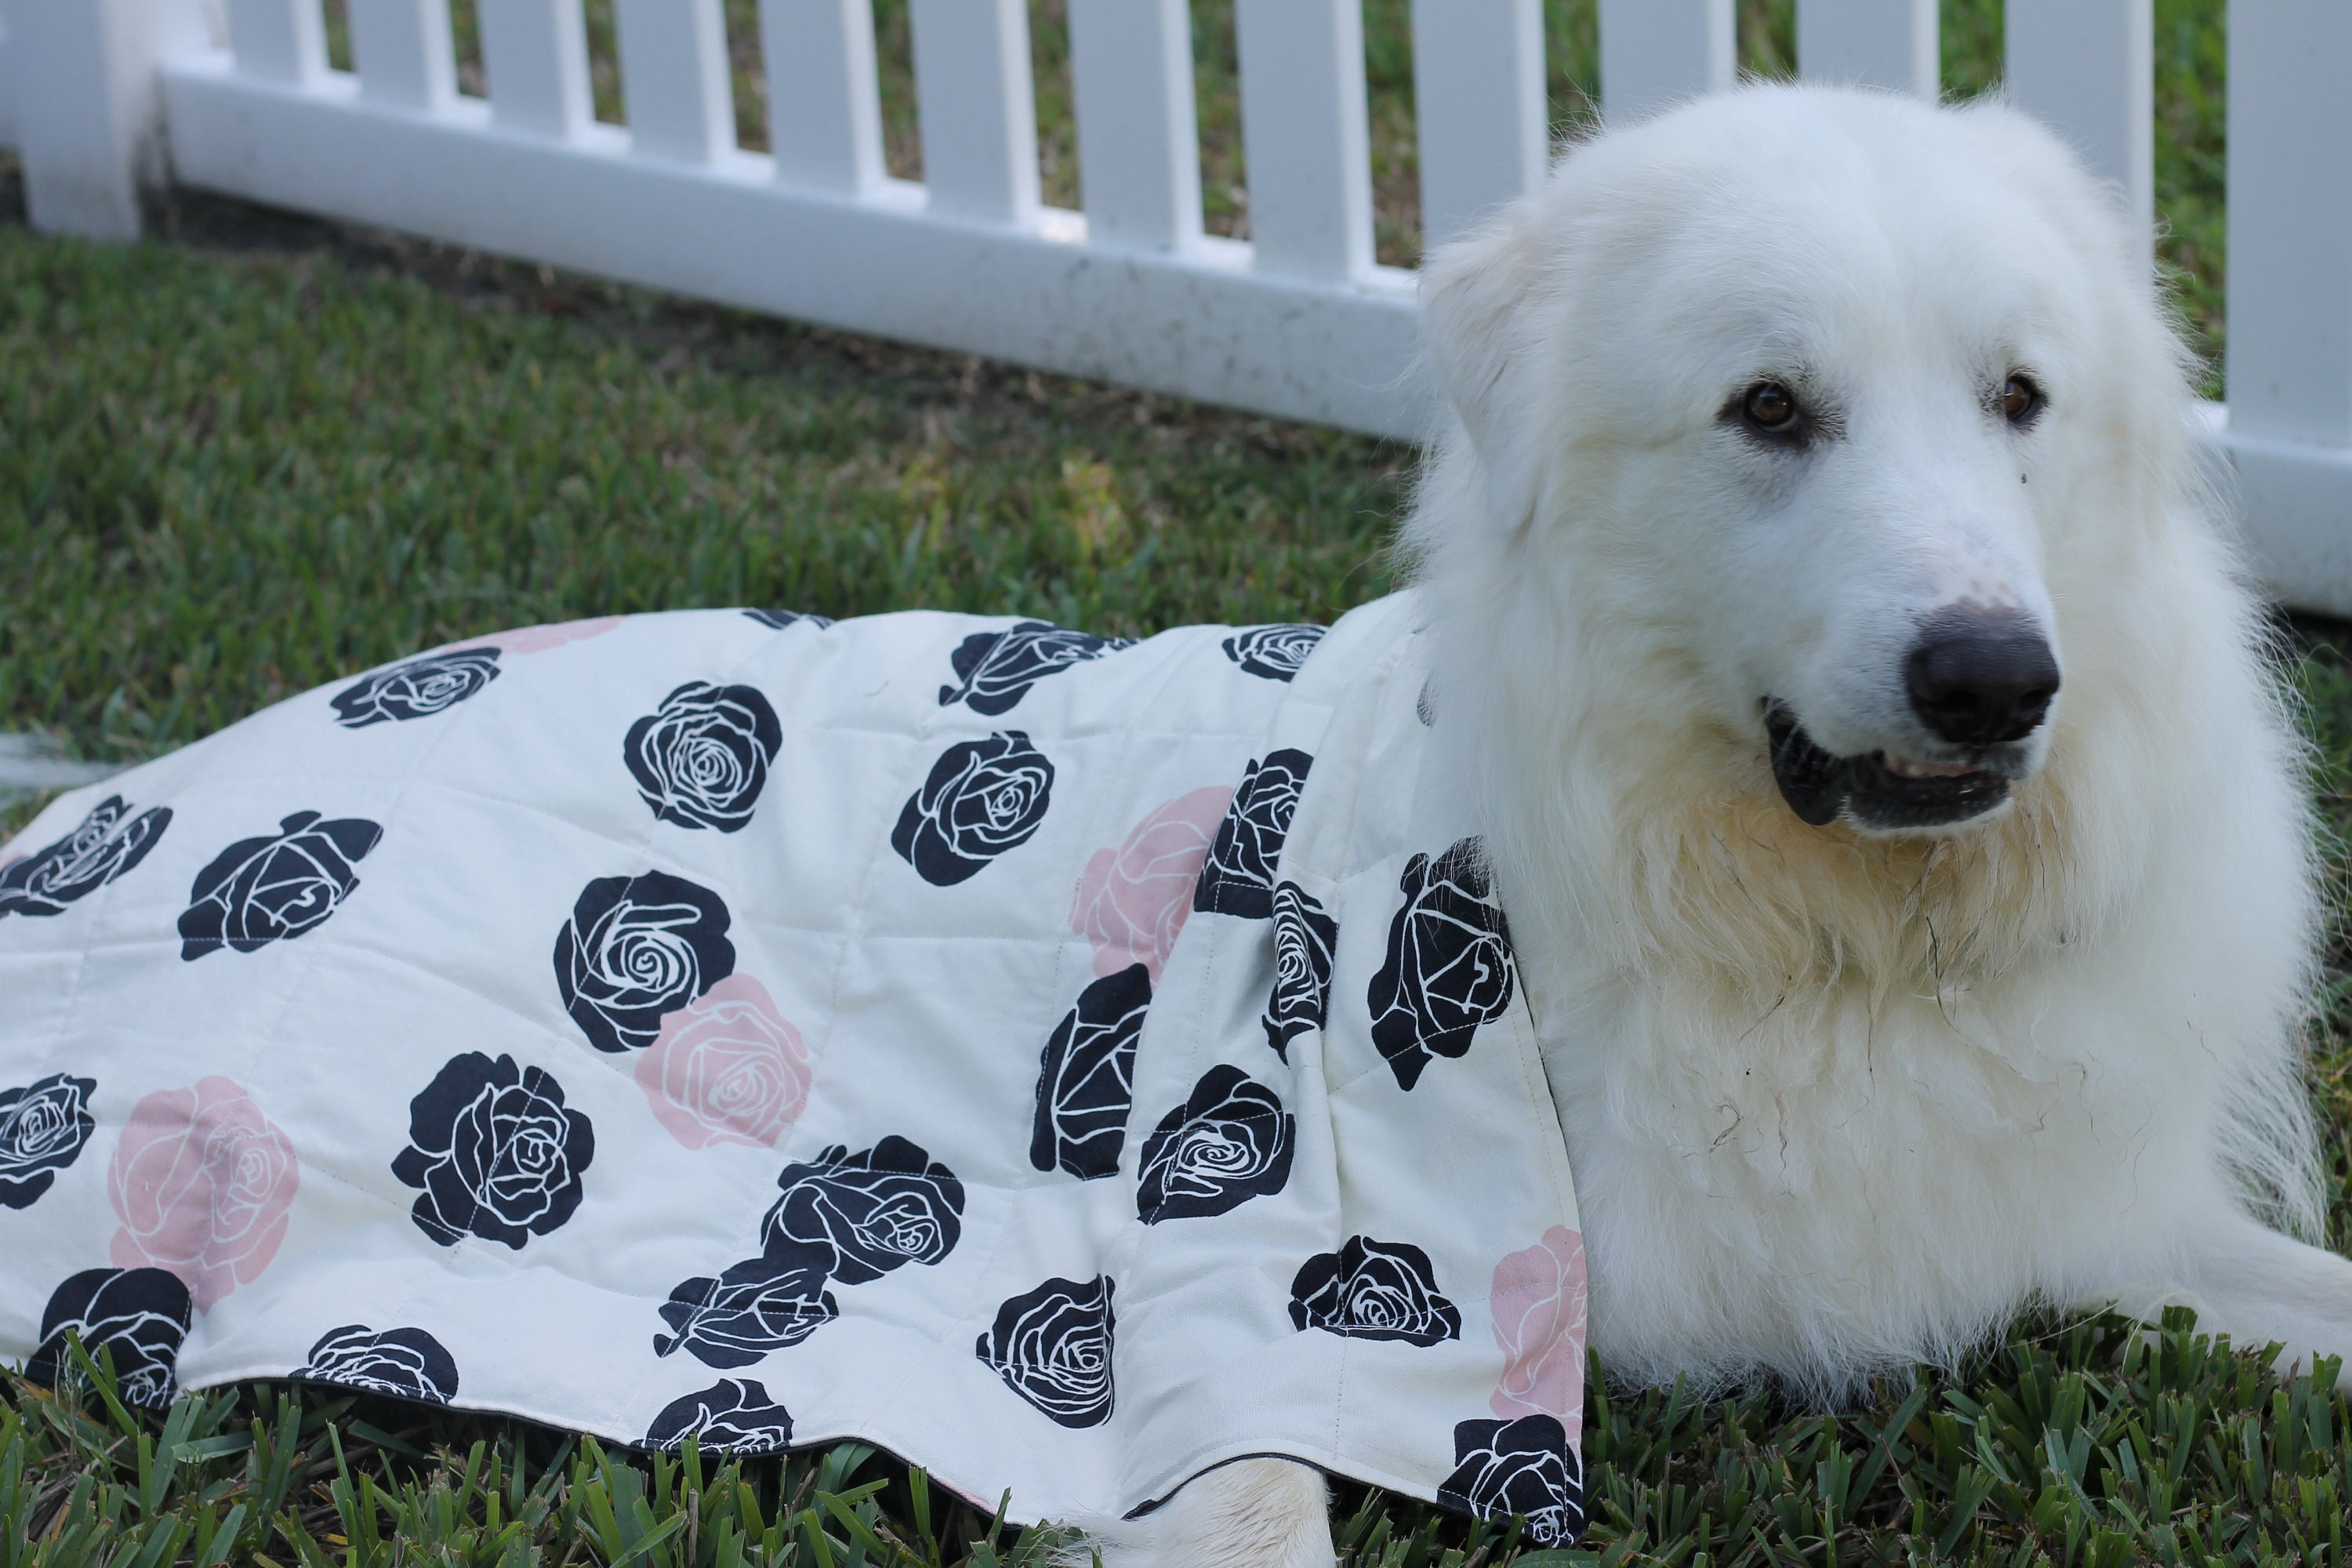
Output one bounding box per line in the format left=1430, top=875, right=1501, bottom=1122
left=1763, top=704, right=2013, bottom=830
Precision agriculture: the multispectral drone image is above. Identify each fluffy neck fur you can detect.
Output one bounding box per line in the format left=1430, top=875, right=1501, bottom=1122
left=1402, top=406, right=2327, bottom=1337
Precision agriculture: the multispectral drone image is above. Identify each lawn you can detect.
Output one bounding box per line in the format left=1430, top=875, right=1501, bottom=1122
left=9, top=0, right=2352, bottom=1562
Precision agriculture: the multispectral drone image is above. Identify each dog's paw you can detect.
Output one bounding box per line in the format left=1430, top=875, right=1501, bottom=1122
left=1057, top=1459, right=1334, bottom=1568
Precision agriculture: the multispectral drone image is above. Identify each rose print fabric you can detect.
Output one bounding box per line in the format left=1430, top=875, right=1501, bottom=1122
left=107, top=1077, right=300, bottom=1311
left=0, top=796, right=171, bottom=919
left=0, top=1075, right=97, bottom=1207
left=1490, top=1227, right=1588, bottom=1436
left=1071, top=786, right=1230, bottom=983
left=637, top=976, right=811, bottom=1151
left=0, top=597, right=1586, bottom=1541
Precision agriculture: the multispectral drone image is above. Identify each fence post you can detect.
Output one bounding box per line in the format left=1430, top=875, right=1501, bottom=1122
left=2005, top=0, right=2153, bottom=234
left=480, top=0, right=593, bottom=140
left=615, top=0, right=734, bottom=163
left=1598, top=0, right=1733, bottom=123
left=1235, top=0, right=1373, bottom=280
left=2220, top=0, right=2352, bottom=612
left=1069, top=0, right=1202, bottom=252
left=766, top=0, right=886, bottom=194
left=1413, top=0, right=1545, bottom=252
left=0, top=2, right=12, bottom=147
left=2228, top=0, right=2352, bottom=450
left=349, top=0, right=457, bottom=112
left=1797, top=0, right=1937, bottom=95
left=224, top=0, right=328, bottom=85
left=909, top=0, right=1040, bottom=224
left=13, top=0, right=201, bottom=238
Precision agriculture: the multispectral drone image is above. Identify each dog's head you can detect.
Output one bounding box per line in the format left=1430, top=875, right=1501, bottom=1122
left=1415, top=85, right=2197, bottom=841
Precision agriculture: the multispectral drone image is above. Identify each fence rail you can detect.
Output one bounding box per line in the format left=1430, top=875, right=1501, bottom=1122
left=4, top=2, right=2351, bottom=615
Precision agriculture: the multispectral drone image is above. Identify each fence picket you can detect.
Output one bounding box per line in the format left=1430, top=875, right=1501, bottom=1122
left=1598, top=0, right=1733, bottom=122
left=2005, top=0, right=2152, bottom=232
left=2227, top=2, right=2352, bottom=448
left=764, top=0, right=884, bottom=195
left=908, top=0, right=1039, bottom=223
left=1411, top=0, right=1544, bottom=252
left=614, top=0, right=733, bottom=163
left=348, top=0, right=457, bottom=111
left=1797, top=0, right=1936, bottom=95
left=480, top=0, right=592, bottom=139
left=1236, top=0, right=1373, bottom=279
left=225, top=0, right=328, bottom=85
left=1069, top=0, right=1201, bottom=250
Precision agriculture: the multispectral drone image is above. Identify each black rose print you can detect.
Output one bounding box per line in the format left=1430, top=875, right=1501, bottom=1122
left=331, top=648, right=502, bottom=728
left=644, top=1379, right=796, bottom=1453
left=975, top=1275, right=1116, bottom=1428
left=1435, top=1416, right=1584, bottom=1546
left=1221, top=623, right=1326, bottom=682
left=1193, top=750, right=1313, bottom=919
left=1368, top=838, right=1518, bottom=1090
left=938, top=621, right=1133, bottom=716
left=554, top=871, right=735, bottom=1052
left=891, top=732, right=1056, bottom=887
left=625, top=681, right=783, bottom=833
left=1031, top=964, right=1152, bottom=1180
left=1262, top=882, right=1338, bottom=1062
left=655, top=1248, right=839, bottom=1367
left=743, top=608, right=834, bottom=630
left=296, top=1324, right=462, bottom=1403
left=178, top=811, right=383, bottom=961
left=1136, top=1065, right=1295, bottom=1224
left=0, top=1073, right=97, bottom=1209
left=26, top=1268, right=192, bottom=1410
left=1287, top=1236, right=1462, bottom=1346
left=0, top=797, right=171, bottom=920
left=394, top=1052, right=595, bottom=1249
left=761, top=1136, right=965, bottom=1283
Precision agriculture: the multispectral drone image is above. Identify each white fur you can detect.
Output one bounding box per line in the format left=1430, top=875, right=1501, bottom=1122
left=1065, top=1461, right=1332, bottom=1568
left=1091, top=85, right=2352, bottom=1566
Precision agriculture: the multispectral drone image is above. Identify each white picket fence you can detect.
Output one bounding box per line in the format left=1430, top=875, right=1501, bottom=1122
left=2, top=2, right=2350, bottom=612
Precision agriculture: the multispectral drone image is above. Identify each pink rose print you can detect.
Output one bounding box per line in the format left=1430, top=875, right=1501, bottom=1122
left=492, top=616, right=626, bottom=655
left=637, top=974, right=812, bottom=1150
left=1490, top=1225, right=1588, bottom=1433
left=107, top=1077, right=300, bottom=1312
left=1070, top=786, right=1234, bottom=984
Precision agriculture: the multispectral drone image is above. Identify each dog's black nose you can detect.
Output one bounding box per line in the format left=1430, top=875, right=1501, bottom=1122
left=1904, top=612, right=2060, bottom=746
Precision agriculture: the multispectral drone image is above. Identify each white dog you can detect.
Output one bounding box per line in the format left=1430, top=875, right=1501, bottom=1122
left=1092, top=83, right=2352, bottom=1568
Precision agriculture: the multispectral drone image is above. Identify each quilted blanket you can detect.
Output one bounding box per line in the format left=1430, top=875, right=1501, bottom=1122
left=0, top=593, right=1588, bottom=1541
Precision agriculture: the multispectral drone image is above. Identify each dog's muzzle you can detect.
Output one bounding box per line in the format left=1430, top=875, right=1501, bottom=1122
left=1763, top=703, right=2016, bottom=830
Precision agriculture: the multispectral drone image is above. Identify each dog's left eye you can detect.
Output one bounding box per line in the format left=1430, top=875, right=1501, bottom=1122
left=1740, top=382, right=1801, bottom=435
left=2000, top=373, right=2044, bottom=425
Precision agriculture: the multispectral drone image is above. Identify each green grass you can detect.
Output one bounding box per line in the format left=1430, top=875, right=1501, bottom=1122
left=0, top=198, right=1408, bottom=810
left=7, top=0, right=2347, bottom=1559
left=9, top=1306, right=2352, bottom=1564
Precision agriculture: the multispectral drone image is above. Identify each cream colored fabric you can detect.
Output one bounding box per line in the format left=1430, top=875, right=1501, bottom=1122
left=0, top=595, right=1585, bottom=1540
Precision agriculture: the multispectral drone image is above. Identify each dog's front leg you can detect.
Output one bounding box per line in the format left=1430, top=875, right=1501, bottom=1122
left=2117, top=1211, right=2352, bottom=1385
left=1064, top=1459, right=1333, bottom=1568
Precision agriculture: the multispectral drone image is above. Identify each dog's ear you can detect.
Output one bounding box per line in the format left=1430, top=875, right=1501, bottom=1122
left=1421, top=216, right=1547, bottom=535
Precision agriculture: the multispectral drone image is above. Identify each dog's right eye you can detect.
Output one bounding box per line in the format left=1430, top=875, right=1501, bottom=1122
left=1740, top=382, right=1801, bottom=437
